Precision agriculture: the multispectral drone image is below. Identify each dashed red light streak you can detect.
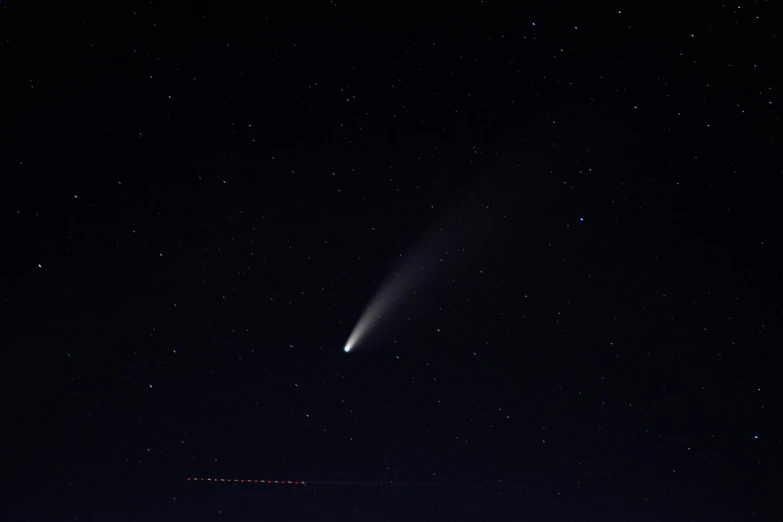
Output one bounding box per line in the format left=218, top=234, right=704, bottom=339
left=187, top=477, right=305, bottom=485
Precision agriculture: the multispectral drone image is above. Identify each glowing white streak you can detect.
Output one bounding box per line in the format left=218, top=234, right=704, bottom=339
left=343, top=268, right=412, bottom=352
left=343, top=231, right=445, bottom=352
left=343, top=172, right=513, bottom=353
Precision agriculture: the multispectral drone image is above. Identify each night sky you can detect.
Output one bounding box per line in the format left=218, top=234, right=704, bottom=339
left=1, top=2, right=780, bottom=521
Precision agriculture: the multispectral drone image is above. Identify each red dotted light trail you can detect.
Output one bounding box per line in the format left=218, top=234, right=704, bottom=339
left=186, top=477, right=486, bottom=488
left=188, top=477, right=306, bottom=486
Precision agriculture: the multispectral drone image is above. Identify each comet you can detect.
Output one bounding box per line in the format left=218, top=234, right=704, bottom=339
left=341, top=166, right=516, bottom=353
left=343, top=255, right=419, bottom=353
left=343, top=190, right=490, bottom=352
left=342, top=260, right=417, bottom=352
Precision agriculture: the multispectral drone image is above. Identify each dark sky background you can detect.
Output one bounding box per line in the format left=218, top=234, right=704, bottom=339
left=1, top=1, right=780, bottom=521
